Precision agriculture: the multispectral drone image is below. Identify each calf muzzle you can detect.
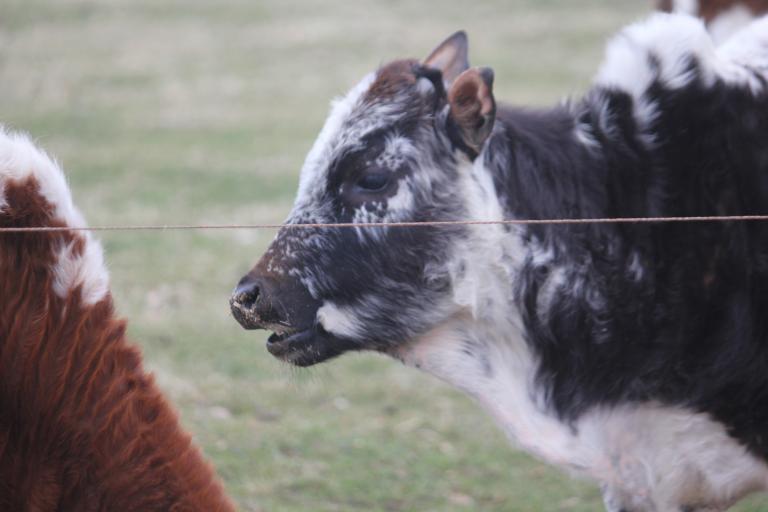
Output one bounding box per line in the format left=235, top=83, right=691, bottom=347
left=229, top=272, right=319, bottom=333
left=230, top=269, right=359, bottom=366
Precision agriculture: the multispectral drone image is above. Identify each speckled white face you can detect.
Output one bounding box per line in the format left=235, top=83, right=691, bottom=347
left=251, top=59, right=473, bottom=351
left=287, top=68, right=443, bottom=229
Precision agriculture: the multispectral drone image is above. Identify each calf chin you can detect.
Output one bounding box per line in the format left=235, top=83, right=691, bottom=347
left=266, top=325, right=359, bottom=366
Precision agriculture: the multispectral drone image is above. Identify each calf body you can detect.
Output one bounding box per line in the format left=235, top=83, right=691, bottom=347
left=232, top=14, right=768, bottom=511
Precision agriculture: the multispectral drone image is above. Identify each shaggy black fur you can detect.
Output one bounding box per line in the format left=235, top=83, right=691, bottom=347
left=498, top=61, right=768, bottom=460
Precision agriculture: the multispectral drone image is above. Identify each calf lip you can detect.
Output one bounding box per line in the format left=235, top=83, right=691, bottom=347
left=230, top=306, right=262, bottom=331
left=265, top=325, right=350, bottom=367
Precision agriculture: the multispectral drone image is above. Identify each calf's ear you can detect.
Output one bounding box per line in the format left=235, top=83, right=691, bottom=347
left=423, top=31, right=469, bottom=86
left=447, top=66, right=496, bottom=157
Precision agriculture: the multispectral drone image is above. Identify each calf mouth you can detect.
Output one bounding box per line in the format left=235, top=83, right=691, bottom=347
left=265, top=324, right=354, bottom=367
left=229, top=273, right=357, bottom=366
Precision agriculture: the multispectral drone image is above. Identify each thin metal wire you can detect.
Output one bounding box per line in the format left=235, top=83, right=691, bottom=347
left=2, top=214, right=768, bottom=233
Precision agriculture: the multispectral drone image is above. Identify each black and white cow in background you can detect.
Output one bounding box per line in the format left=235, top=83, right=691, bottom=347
left=231, top=12, right=768, bottom=512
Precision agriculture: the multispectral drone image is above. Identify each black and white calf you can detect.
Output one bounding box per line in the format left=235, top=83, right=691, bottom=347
left=231, top=13, right=768, bottom=511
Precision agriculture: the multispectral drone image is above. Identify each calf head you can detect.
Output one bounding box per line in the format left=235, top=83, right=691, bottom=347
left=231, top=32, right=499, bottom=366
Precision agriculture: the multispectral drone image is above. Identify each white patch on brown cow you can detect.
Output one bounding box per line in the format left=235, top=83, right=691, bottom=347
left=0, top=127, right=110, bottom=305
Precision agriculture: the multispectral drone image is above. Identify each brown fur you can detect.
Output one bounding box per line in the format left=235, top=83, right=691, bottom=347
left=657, top=0, right=768, bottom=20
left=447, top=67, right=496, bottom=153
left=698, top=0, right=768, bottom=20
left=0, top=177, right=234, bottom=511
left=365, top=59, right=419, bottom=101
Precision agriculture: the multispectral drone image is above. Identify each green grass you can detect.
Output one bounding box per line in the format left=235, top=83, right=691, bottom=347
left=3, top=1, right=768, bottom=510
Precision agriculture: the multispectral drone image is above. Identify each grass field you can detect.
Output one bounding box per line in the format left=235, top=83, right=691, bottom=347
left=3, top=1, right=768, bottom=510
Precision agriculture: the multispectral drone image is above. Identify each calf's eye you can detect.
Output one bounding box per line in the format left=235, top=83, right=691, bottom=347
left=355, top=172, right=390, bottom=192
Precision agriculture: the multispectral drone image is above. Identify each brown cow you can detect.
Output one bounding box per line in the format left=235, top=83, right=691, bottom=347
left=0, top=129, right=235, bottom=511
left=658, top=0, right=768, bottom=42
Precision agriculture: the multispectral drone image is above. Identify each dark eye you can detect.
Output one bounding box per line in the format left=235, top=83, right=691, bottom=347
left=355, top=172, right=390, bottom=192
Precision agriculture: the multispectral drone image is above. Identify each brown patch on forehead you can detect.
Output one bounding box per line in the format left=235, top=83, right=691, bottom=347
left=364, top=59, right=420, bottom=101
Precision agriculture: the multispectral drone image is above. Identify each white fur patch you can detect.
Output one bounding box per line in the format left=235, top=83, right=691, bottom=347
left=596, top=14, right=716, bottom=103
left=627, top=251, right=644, bottom=282
left=416, top=76, right=435, bottom=96
left=709, top=5, right=756, bottom=44
left=667, top=0, right=758, bottom=45
left=444, top=142, right=526, bottom=318
left=582, top=405, right=768, bottom=510
left=52, top=238, right=110, bottom=306
left=290, top=70, right=427, bottom=233
left=0, top=127, right=109, bottom=305
left=377, top=134, right=415, bottom=172
left=386, top=179, right=415, bottom=213
left=594, top=12, right=768, bottom=146
left=717, top=15, right=768, bottom=93
left=574, top=120, right=599, bottom=149
left=400, top=315, right=768, bottom=510
left=399, top=318, right=571, bottom=464
left=317, top=301, right=364, bottom=338
left=672, top=0, right=699, bottom=15
left=293, top=72, right=376, bottom=212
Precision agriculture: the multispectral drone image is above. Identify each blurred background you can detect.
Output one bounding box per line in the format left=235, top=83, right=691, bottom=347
left=2, top=1, right=767, bottom=510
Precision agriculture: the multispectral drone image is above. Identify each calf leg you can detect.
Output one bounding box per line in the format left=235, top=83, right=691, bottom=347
left=601, top=484, right=656, bottom=512
left=600, top=484, right=657, bottom=512
left=601, top=485, right=727, bottom=512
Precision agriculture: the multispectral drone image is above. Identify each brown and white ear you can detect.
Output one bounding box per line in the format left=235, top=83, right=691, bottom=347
left=447, top=66, right=496, bottom=156
left=423, top=30, right=469, bottom=87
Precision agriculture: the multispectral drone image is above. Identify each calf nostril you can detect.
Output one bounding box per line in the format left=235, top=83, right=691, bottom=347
left=241, top=286, right=259, bottom=309
left=233, top=278, right=260, bottom=310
